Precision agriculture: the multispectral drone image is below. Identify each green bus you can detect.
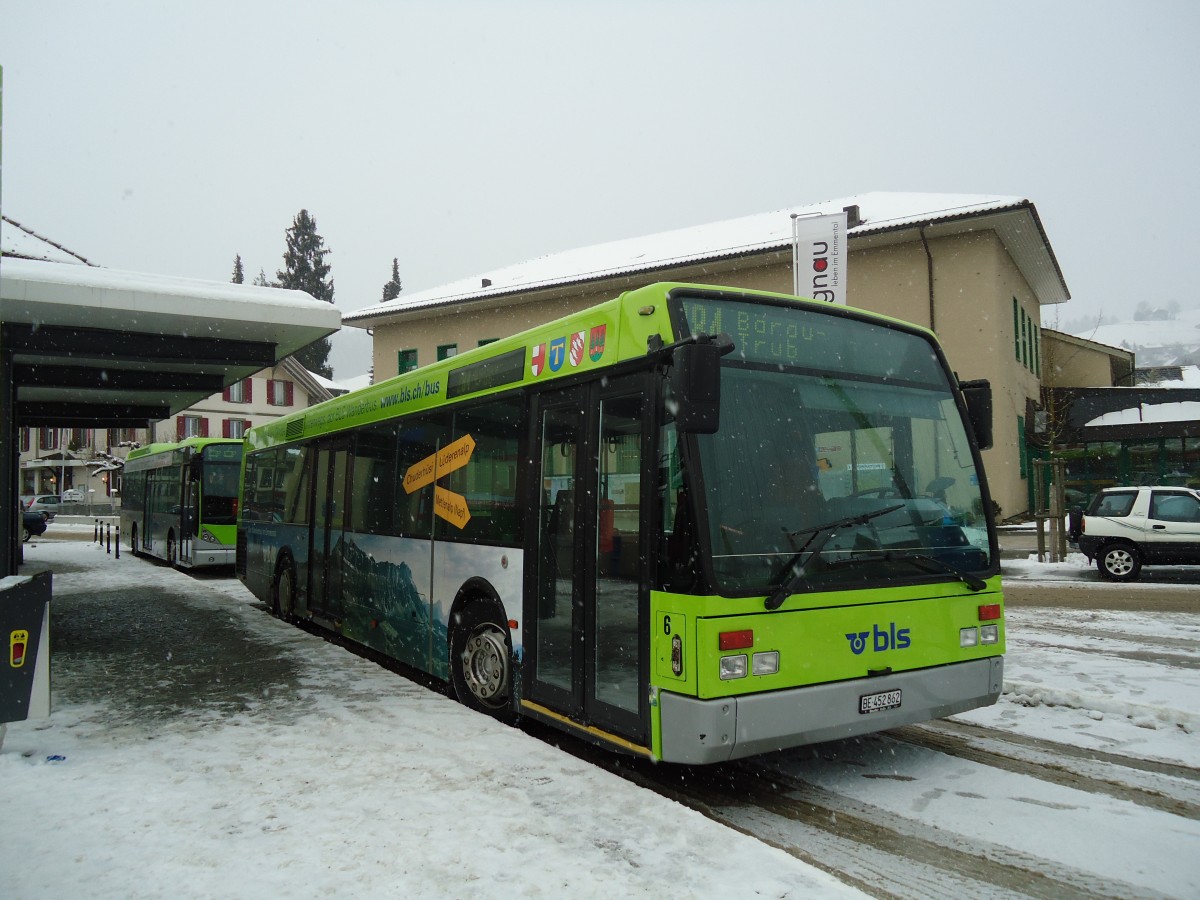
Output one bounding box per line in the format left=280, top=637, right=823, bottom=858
left=236, top=283, right=1004, bottom=763
left=122, top=437, right=243, bottom=567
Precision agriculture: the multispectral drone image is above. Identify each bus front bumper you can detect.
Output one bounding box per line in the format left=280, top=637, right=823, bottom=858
left=658, top=656, right=1003, bottom=764
left=185, top=546, right=236, bottom=567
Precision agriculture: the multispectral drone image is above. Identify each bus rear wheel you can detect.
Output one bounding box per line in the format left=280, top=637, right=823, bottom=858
left=167, top=532, right=177, bottom=566
left=451, top=603, right=513, bottom=717
left=274, top=562, right=296, bottom=622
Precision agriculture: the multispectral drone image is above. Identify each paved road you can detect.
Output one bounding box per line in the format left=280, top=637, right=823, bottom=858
left=1001, top=580, right=1198, bottom=611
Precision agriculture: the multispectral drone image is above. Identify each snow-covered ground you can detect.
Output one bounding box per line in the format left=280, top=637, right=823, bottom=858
left=2, top=532, right=1197, bottom=898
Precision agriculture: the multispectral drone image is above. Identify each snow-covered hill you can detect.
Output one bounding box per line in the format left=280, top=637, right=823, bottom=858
left=1068, top=307, right=1200, bottom=367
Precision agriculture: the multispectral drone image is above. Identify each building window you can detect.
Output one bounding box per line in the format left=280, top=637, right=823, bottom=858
left=478, top=338, right=498, bottom=347
left=267, top=379, right=294, bottom=406
left=398, top=349, right=418, bottom=373
left=437, top=344, right=458, bottom=361
left=20, top=429, right=31, bottom=452
left=106, top=427, right=141, bottom=449
left=224, top=419, right=250, bottom=439
left=225, top=378, right=253, bottom=403
left=69, top=428, right=90, bottom=450
left=1018, top=415, right=1027, bottom=479
left=177, top=416, right=208, bottom=440
left=39, top=428, right=58, bottom=451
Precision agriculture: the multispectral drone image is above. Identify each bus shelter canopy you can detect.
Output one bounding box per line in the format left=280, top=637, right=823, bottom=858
left=1, top=258, right=341, bottom=427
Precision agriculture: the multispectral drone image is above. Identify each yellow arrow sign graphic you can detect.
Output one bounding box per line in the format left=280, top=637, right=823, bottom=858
left=402, top=434, right=476, bottom=529
left=434, top=486, right=472, bottom=529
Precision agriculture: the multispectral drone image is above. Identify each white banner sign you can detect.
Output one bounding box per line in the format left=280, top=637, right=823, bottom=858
left=791, top=211, right=847, bottom=304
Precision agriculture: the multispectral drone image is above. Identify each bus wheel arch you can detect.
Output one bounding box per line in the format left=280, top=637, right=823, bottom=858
left=273, top=552, right=297, bottom=621
left=449, top=589, right=514, bottom=718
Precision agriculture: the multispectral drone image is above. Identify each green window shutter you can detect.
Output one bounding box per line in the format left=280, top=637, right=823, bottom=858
left=437, top=343, right=458, bottom=361
left=398, top=349, right=418, bottom=373
left=1013, top=298, right=1020, bottom=361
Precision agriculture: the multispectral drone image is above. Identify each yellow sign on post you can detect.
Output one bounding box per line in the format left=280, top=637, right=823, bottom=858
left=434, top=486, right=472, bottom=529
left=402, top=434, right=476, bottom=529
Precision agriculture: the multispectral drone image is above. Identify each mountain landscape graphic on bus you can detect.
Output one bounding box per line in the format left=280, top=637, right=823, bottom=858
left=340, top=538, right=447, bottom=677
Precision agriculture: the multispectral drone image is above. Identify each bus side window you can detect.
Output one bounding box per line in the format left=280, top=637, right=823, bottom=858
left=396, top=413, right=449, bottom=539
left=351, top=424, right=400, bottom=535
left=445, top=398, right=523, bottom=544
left=282, top=446, right=311, bottom=525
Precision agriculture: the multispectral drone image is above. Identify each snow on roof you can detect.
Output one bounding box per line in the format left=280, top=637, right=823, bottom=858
left=1085, top=400, right=1200, bottom=427
left=1, top=215, right=95, bottom=265
left=346, top=192, right=1049, bottom=325
left=334, top=372, right=373, bottom=393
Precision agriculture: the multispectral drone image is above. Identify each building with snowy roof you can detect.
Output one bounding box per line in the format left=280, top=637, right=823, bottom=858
left=345, top=192, right=1074, bottom=519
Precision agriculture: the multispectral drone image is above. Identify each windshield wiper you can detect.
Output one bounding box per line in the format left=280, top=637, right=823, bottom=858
left=764, top=504, right=904, bottom=610
left=828, top=550, right=988, bottom=592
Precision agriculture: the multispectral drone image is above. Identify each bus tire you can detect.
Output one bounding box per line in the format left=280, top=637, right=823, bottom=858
left=167, top=531, right=177, bottom=566
left=274, top=559, right=297, bottom=622
left=130, top=524, right=141, bottom=556
left=450, top=601, right=513, bottom=718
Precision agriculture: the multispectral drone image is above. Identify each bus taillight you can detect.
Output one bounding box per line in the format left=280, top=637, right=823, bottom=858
left=978, top=604, right=1001, bottom=621
left=719, top=630, right=753, bottom=651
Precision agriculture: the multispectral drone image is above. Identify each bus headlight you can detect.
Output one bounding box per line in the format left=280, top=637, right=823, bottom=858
left=752, top=651, right=779, bottom=676
left=719, top=655, right=748, bottom=680
left=201, top=529, right=219, bottom=544
left=980, top=625, right=999, bottom=645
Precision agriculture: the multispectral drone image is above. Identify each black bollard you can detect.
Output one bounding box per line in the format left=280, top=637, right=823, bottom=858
left=106, top=523, right=111, bottom=555
left=94, top=519, right=100, bottom=543
left=115, top=525, right=120, bottom=560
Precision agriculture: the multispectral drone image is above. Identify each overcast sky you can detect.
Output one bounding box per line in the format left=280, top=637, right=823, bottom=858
left=2, top=1, right=1198, bottom=380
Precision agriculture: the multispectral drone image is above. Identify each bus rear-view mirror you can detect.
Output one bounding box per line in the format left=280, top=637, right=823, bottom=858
left=959, top=378, right=993, bottom=450
left=671, top=333, right=734, bottom=434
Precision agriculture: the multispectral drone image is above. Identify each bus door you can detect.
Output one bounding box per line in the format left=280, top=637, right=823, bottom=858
left=526, top=376, right=648, bottom=745
left=180, top=463, right=199, bottom=564
left=309, top=439, right=350, bottom=621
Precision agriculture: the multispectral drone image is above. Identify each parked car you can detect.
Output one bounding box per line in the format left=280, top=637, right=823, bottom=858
left=1070, top=485, right=1200, bottom=581
left=22, top=508, right=48, bottom=541
left=26, top=494, right=63, bottom=519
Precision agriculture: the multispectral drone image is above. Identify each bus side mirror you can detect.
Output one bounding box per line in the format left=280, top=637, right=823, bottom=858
left=671, top=333, right=734, bottom=434
left=959, top=379, right=993, bottom=450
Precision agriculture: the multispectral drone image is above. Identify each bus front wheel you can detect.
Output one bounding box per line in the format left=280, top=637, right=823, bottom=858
left=450, top=602, right=513, bottom=717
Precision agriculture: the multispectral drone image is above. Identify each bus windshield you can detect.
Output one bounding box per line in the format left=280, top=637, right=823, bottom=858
left=202, top=461, right=242, bottom=525
left=680, top=296, right=992, bottom=595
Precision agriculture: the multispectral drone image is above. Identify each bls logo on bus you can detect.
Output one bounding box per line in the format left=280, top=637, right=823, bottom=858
left=845, top=623, right=911, bottom=655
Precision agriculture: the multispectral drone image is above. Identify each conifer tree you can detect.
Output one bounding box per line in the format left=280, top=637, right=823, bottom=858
left=231, top=254, right=245, bottom=284
left=381, top=257, right=403, bottom=303
left=276, top=209, right=335, bottom=378
left=253, top=268, right=272, bottom=287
